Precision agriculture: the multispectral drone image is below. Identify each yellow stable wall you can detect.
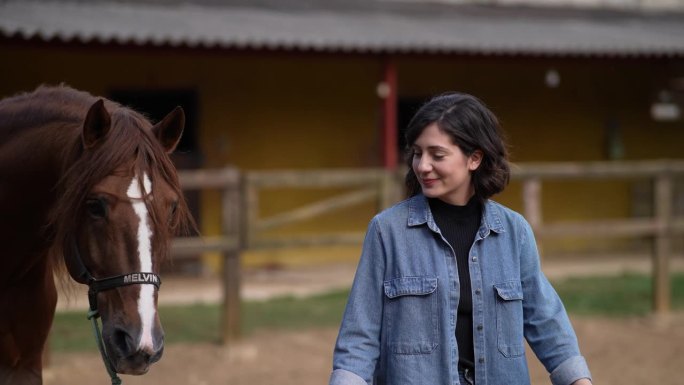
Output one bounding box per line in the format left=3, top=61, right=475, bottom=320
left=2, top=42, right=682, bottom=268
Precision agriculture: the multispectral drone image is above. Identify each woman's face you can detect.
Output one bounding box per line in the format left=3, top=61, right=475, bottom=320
left=411, top=123, right=482, bottom=206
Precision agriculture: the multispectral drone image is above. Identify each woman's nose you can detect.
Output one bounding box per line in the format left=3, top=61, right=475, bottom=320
left=414, top=155, right=431, bottom=173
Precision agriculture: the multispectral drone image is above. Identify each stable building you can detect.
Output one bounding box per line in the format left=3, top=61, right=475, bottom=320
left=2, top=0, right=684, bottom=268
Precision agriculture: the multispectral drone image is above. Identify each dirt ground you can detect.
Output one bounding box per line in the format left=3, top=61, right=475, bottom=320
left=43, top=313, right=684, bottom=385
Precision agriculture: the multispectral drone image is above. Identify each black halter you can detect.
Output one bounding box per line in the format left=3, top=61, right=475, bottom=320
left=66, top=239, right=162, bottom=312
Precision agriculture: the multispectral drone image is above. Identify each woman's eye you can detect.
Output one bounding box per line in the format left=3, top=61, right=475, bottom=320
left=86, top=198, right=108, bottom=219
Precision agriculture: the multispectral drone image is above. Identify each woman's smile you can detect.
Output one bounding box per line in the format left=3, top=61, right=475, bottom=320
left=420, top=177, right=439, bottom=187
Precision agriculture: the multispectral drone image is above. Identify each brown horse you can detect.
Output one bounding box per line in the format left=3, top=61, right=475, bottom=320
left=0, top=85, right=193, bottom=384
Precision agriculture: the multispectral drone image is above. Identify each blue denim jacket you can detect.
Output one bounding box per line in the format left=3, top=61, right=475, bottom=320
left=330, top=195, right=591, bottom=385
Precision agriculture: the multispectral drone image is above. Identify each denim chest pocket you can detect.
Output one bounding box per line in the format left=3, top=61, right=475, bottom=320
left=383, top=276, right=439, bottom=355
left=494, top=281, right=525, bottom=357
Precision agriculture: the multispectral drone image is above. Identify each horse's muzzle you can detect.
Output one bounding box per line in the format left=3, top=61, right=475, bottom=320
left=107, top=327, right=164, bottom=375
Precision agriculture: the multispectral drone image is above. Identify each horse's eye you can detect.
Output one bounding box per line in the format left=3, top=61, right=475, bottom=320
left=86, top=198, right=108, bottom=219
left=170, top=201, right=178, bottom=217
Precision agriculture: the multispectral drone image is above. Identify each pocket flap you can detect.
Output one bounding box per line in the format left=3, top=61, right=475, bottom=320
left=384, top=276, right=438, bottom=298
left=493, top=281, right=523, bottom=301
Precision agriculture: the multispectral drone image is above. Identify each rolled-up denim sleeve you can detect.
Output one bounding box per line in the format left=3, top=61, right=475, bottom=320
left=330, top=216, right=386, bottom=385
left=549, top=355, right=592, bottom=385
left=517, top=216, right=592, bottom=385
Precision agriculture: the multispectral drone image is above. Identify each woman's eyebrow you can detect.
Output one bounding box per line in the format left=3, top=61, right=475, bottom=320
left=426, top=145, right=450, bottom=152
left=412, top=144, right=449, bottom=151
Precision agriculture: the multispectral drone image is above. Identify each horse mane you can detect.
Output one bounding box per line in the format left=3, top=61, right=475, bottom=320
left=33, top=85, right=194, bottom=273
left=0, top=84, right=93, bottom=145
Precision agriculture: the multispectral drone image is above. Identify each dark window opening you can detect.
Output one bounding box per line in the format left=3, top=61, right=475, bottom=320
left=108, top=88, right=200, bottom=168
left=397, top=97, right=427, bottom=163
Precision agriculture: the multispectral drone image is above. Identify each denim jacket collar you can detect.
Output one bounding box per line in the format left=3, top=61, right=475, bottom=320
left=407, top=194, right=505, bottom=238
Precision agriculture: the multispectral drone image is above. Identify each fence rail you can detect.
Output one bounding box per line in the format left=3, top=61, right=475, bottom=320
left=174, top=160, right=684, bottom=343
left=244, top=168, right=402, bottom=249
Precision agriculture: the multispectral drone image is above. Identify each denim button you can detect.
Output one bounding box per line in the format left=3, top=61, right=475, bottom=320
left=477, top=324, right=483, bottom=331
left=475, top=289, right=481, bottom=295
left=471, top=256, right=478, bottom=262
left=479, top=357, right=485, bottom=364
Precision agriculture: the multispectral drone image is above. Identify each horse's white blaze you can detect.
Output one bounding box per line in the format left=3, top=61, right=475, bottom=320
left=126, top=172, right=156, bottom=351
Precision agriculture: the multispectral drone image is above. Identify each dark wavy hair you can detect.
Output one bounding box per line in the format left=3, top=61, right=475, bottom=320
left=404, top=92, right=510, bottom=201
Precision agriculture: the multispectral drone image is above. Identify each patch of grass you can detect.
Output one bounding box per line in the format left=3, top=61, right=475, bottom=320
left=49, top=311, right=101, bottom=352
left=554, top=272, right=684, bottom=316
left=242, top=289, right=349, bottom=334
left=159, top=303, right=222, bottom=344
left=50, top=289, right=350, bottom=352
left=50, top=273, right=684, bottom=352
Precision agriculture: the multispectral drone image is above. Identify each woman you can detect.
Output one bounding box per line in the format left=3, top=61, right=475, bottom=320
left=329, top=93, right=592, bottom=385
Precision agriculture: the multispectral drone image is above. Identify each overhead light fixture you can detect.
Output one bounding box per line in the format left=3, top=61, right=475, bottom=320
left=545, top=69, right=560, bottom=88
left=650, top=90, right=681, bottom=122
left=376, top=82, right=391, bottom=99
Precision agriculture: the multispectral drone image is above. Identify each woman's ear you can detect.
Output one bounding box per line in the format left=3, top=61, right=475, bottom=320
left=468, top=150, right=483, bottom=171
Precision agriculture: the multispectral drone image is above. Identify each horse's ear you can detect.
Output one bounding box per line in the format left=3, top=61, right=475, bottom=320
left=82, top=99, right=111, bottom=149
left=152, top=106, right=185, bottom=153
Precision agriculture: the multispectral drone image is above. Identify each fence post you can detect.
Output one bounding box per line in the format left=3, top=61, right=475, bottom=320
left=379, top=170, right=395, bottom=210
left=653, top=173, right=672, bottom=314
left=244, top=173, right=259, bottom=249
left=523, top=178, right=543, bottom=255
left=220, top=168, right=242, bottom=343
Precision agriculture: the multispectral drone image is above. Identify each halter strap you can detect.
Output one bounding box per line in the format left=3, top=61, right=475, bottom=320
left=87, top=272, right=162, bottom=311
left=88, top=310, right=123, bottom=385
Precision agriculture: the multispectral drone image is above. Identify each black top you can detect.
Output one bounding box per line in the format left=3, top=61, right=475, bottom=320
left=428, top=196, right=482, bottom=369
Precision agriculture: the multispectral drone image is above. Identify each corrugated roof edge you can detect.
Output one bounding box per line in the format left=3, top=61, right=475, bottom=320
left=1, top=1, right=684, bottom=57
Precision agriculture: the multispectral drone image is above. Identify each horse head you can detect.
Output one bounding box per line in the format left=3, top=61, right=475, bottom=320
left=59, top=99, right=187, bottom=375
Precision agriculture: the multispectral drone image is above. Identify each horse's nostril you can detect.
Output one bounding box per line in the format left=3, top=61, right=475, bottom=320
left=112, top=328, right=136, bottom=355
left=139, top=350, right=151, bottom=363
left=149, top=345, right=164, bottom=364
left=135, top=344, right=163, bottom=365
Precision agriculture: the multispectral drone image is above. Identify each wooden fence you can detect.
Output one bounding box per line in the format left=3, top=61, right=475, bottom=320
left=174, top=160, right=684, bottom=342
left=243, top=168, right=403, bottom=249
left=515, top=160, right=684, bottom=314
